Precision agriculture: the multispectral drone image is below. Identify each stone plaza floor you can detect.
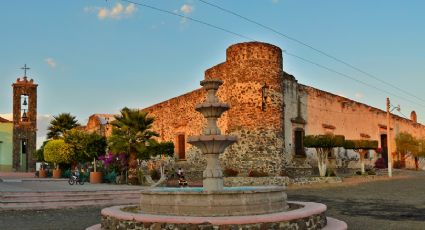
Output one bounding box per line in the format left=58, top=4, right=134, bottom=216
left=0, top=170, right=424, bottom=230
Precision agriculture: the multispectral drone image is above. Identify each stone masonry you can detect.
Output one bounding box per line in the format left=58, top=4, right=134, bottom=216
left=12, top=77, right=37, bottom=172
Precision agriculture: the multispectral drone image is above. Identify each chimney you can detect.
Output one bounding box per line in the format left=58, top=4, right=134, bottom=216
left=410, top=111, right=417, bottom=123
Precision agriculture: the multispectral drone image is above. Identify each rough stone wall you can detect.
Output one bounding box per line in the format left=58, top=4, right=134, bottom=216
left=12, top=77, right=37, bottom=172
left=142, top=42, right=286, bottom=176
left=143, top=89, right=207, bottom=159
left=205, top=42, right=286, bottom=176
left=85, top=114, right=115, bottom=137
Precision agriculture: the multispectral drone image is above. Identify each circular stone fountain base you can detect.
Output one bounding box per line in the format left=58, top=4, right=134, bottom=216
left=97, top=201, right=347, bottom=230
left=140, top=186, right=287, bottom=216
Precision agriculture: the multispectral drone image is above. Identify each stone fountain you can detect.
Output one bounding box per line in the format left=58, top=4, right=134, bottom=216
left=187, top=79, right=237, bottom=191
left=90, top=79, right=347, bottom=230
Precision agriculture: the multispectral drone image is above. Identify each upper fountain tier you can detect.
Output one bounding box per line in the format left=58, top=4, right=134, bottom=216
left=195, top=79, right=232, bottom=135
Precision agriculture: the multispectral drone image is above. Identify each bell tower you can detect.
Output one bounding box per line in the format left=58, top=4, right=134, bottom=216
left=12, top=64, right=38, bottom=172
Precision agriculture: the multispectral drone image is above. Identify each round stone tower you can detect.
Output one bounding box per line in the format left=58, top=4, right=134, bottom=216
left=204, top=42, right=285, bottom=175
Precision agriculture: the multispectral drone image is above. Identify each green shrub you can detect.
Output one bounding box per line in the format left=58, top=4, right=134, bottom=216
left=325, top=168, right=336, bottom=177
left=223, top=168, right=239, bottom=177
left=44, top=140, right=73, bottom=168
left=103, top=171, right=117, bottom=183
left=62, top=169, right=71, bottom=178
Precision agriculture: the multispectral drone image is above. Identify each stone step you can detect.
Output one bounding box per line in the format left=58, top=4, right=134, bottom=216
left=0, top=198, right=139, bottom=210
left=1, top=190, right=140, bottom=197
left=1, top=193, right=139, bottom=202
left=0, top=190, right=141, bottom=210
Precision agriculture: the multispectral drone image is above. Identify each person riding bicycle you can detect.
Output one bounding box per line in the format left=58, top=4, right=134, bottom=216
left=73, top=167, right=80, bottom=180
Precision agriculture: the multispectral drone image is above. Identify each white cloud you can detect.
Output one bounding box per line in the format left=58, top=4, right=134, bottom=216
left=85, top=3, right=137, bottom=20
left=180, top=4, right=194, bottom=14
left=0, top=113, right=12, bottom=121
left=355, top=93, right=364, bottom=99
left=45, top=58, right=56, bottom=68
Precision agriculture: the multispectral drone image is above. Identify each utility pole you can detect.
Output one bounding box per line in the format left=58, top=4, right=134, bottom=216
left=386, top=98, right=393, bottom=177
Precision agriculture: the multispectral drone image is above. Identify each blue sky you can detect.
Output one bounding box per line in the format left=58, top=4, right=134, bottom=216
left=1, top=0, right=425, bottom=143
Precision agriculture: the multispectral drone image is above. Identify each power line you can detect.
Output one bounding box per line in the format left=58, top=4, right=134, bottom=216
left=196, top=0, right=425, bottom=105
left=284, top=51, right=425, bottom=108
left=119, top=0, right=254, bottom=41
left=113, top=0, right=424, bottom=110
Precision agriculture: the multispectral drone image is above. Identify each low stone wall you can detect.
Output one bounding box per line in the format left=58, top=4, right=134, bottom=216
left=223, top=176, right=342, bottom=187
left=100, top=202, right=328, bottom=230
left=224, top=176, right=290, bottom=187
left=290, top=176, right=342, bottom=185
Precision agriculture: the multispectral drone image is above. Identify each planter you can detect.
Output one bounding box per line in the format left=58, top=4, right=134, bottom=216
left=52, top=169, right=62, bottom=178
left=39, top=169, right=47, bottom=178
left=90, top=171, right=103, bottom=184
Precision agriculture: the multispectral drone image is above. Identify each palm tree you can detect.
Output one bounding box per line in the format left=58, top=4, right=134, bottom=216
left=108, top=107, right=159, bottom=183
left=47, top=113, right=80, bottom=139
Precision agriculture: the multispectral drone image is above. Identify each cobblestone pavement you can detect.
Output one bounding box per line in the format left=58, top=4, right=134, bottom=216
left=1, top=170, right=424, bottom=230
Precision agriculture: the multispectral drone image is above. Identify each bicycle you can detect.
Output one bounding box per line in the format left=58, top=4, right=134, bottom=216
left=68, top=174, right=85, bottom=185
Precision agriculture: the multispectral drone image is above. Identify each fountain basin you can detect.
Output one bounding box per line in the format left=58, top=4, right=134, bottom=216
left=195, top=102, right=229, bottom=118
left=187, top=135, right=237, bottom=154
left=97, top=201, right=348, bottom=230
left=139, top=186, right=287, bottom=217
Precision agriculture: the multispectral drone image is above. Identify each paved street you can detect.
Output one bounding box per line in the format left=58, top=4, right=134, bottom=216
left=287, top=170, right=425, bottom=230
left=0, top=170, right=424, bottom=230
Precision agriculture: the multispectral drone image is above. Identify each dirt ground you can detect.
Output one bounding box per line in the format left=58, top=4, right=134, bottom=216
left=1, top=170, right=424, bottom=230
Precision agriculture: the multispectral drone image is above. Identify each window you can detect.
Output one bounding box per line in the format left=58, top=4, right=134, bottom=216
left=294, top=129, right=305, bottom=156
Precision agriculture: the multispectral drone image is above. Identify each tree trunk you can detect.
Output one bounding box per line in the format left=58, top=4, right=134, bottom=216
left=128, top=152, right=138, bottom=184
left=316, top=148, right=327, bottom=177
left=359, top=150, right=365, bottom=174
left=93, top=157, right=97, bottom=172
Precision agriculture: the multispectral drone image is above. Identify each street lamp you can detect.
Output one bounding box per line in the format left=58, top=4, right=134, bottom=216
left=386, top=97, right=400, bottom=177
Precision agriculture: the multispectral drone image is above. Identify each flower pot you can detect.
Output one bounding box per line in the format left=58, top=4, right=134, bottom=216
left=39, top=169, right=47, bottom=178
left=90, top=171, right=103, bottom=184
left=52, top=169, right=61, bottom=178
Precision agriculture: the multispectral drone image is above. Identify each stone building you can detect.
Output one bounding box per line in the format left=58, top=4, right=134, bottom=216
left=90, top=42, right=425, bottom=174
left=85, top=114, right=115, bottom=137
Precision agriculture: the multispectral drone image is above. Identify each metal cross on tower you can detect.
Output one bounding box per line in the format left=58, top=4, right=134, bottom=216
left=21, top=64, right=30, bottom=77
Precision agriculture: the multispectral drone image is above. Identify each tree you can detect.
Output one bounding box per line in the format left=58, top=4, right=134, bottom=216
left=44, top=139, right=73, bottom=169
left=108, top=107, right=159, bottom=183
left=304, top=134, right=345, bottom=177
left=64, top=129, right=107, bottom=171
left=47, top=113, right=80, bottom=139
left=35, top=141, right=49, bottom=162
left=395, top=132, right=419, bottom=169
left=344, top=140, right=378, bottom=174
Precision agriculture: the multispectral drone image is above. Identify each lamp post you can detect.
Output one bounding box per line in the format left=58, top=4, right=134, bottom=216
left=386, top=97, right=400, bottom=177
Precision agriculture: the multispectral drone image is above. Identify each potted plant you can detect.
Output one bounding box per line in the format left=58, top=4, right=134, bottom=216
left=85, top=132, right=107, bottom=183
left=39, top=163, right=47, bottom=178
left=43, top=139, right=73, bottom=178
